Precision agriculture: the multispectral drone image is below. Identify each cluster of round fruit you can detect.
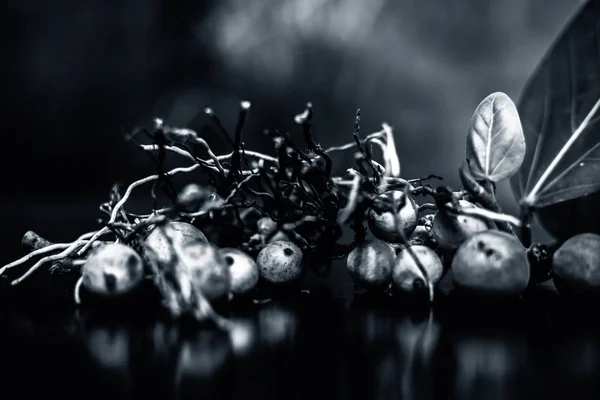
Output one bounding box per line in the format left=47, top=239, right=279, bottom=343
left=352, top=190, right=600, bottom=300
left=12, top=185, right=600, bottom=320
left=79, top=219, right=303, bottom=305
left=346, top=191, right=530, bottom=299
left=77, top=187, right=597, bottom=312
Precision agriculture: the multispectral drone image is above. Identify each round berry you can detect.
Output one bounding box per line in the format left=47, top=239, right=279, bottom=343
left=432, top=200, right=490, bottom=252
left=552, top=233, right=600, bottom=297
left=393, top=245, right=444, bottom=295
left=346, top=239, right=395, bottom=290
left=367, top=191, right=419, bottom=243
left=452, top=230, right=529, bottom=296
left=82, top=243, right=144, bottom=296
left=179, top=242, right=231, bottom=301
left=257, top=241, right=303, bottom=284
left=145, top=221, right=208, bottom=265
left=219, top=248, right=260, bottom=295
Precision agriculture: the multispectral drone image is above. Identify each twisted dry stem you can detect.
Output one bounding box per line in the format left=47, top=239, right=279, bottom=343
left=140, top=144, right=277, bottom=171
left=324, top=129, right=386, bottom=153
left=194, top=137, right=226, bottom=174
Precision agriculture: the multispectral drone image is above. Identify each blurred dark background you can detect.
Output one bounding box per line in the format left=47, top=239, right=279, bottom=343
left=0, top=0, right=586, bottom=263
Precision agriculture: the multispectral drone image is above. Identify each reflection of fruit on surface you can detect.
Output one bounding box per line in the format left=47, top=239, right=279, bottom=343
left=219, top=248, right=259, bottom=295
left=179, top=242, right=231, bottom=301
left=432, top=200, right=490, bottom=252
left=552, top=233, right=600, bottom=296
left=367, top=191, right=419, bottom=243
left=393, top=245, right=444, bottom=295
left=394, top=312, right=440, bottom=361
left=82, top=243, right=144, bottom=296
left=257, top=241, right=303, bottom=284
left=181, top=328, right=232, bottom=379
left=228, top=316, right=258, bottom=356
left=393, top=312, right=440, bottom=400
left=257, top=303, right=298, bottom=346
left=452, top=231, right=530, bottom=296
left=86, top=326, right=130, bottom=370
left=453, top=333, right=526, bottom=400
left=144, top=221, right=208, bottom=265
left=548, top=312, right=600, bottom=385
left=536, top=191, right=600, bottom=241
left=346, top=239, right=395, bottom=289
left=554, top=333, right=600, bottom=379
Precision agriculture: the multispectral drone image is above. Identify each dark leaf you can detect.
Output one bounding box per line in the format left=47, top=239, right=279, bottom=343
left=511, top=0, right=600, bottom=208
left=466, top=92, right=525, bottom=182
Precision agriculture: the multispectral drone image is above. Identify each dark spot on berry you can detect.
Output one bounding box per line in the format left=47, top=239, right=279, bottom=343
left=485, top=249, right=495, bottom=258
left=224, top=255, right=235, bottom=266
left=283, top=248, right=293, bottom=256
left=104, top=272, right=117, bottom=293
left=477, top=241, right=485, bottom=251
left=413, top=278, right=425, bottom=290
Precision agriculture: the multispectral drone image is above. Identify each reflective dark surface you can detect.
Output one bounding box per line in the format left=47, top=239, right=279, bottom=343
left=1, top=271, right=599, bottom=400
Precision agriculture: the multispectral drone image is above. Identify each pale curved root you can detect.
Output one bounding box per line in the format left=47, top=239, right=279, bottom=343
left=0, top=243, right=73, bottom=276
left=0, top=230, right=98, bottom=276
left=74, top=276, right=84, bottom=305
left=76, top=227, right=111, bottom=256
left=11, top=240, right=89, bottom=285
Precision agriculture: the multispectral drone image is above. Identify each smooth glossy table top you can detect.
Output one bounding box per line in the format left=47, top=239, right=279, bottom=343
left=1, top=269, right=599, bottom=400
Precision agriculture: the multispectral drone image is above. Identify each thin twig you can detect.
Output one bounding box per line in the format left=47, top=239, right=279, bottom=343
left=324, top=130, right=386, bottom=153
left=204, top=107, right=235, bottom=148
left=194, top=137, right=225, bottom=174
left=230, top=101, right=251, bottom=175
